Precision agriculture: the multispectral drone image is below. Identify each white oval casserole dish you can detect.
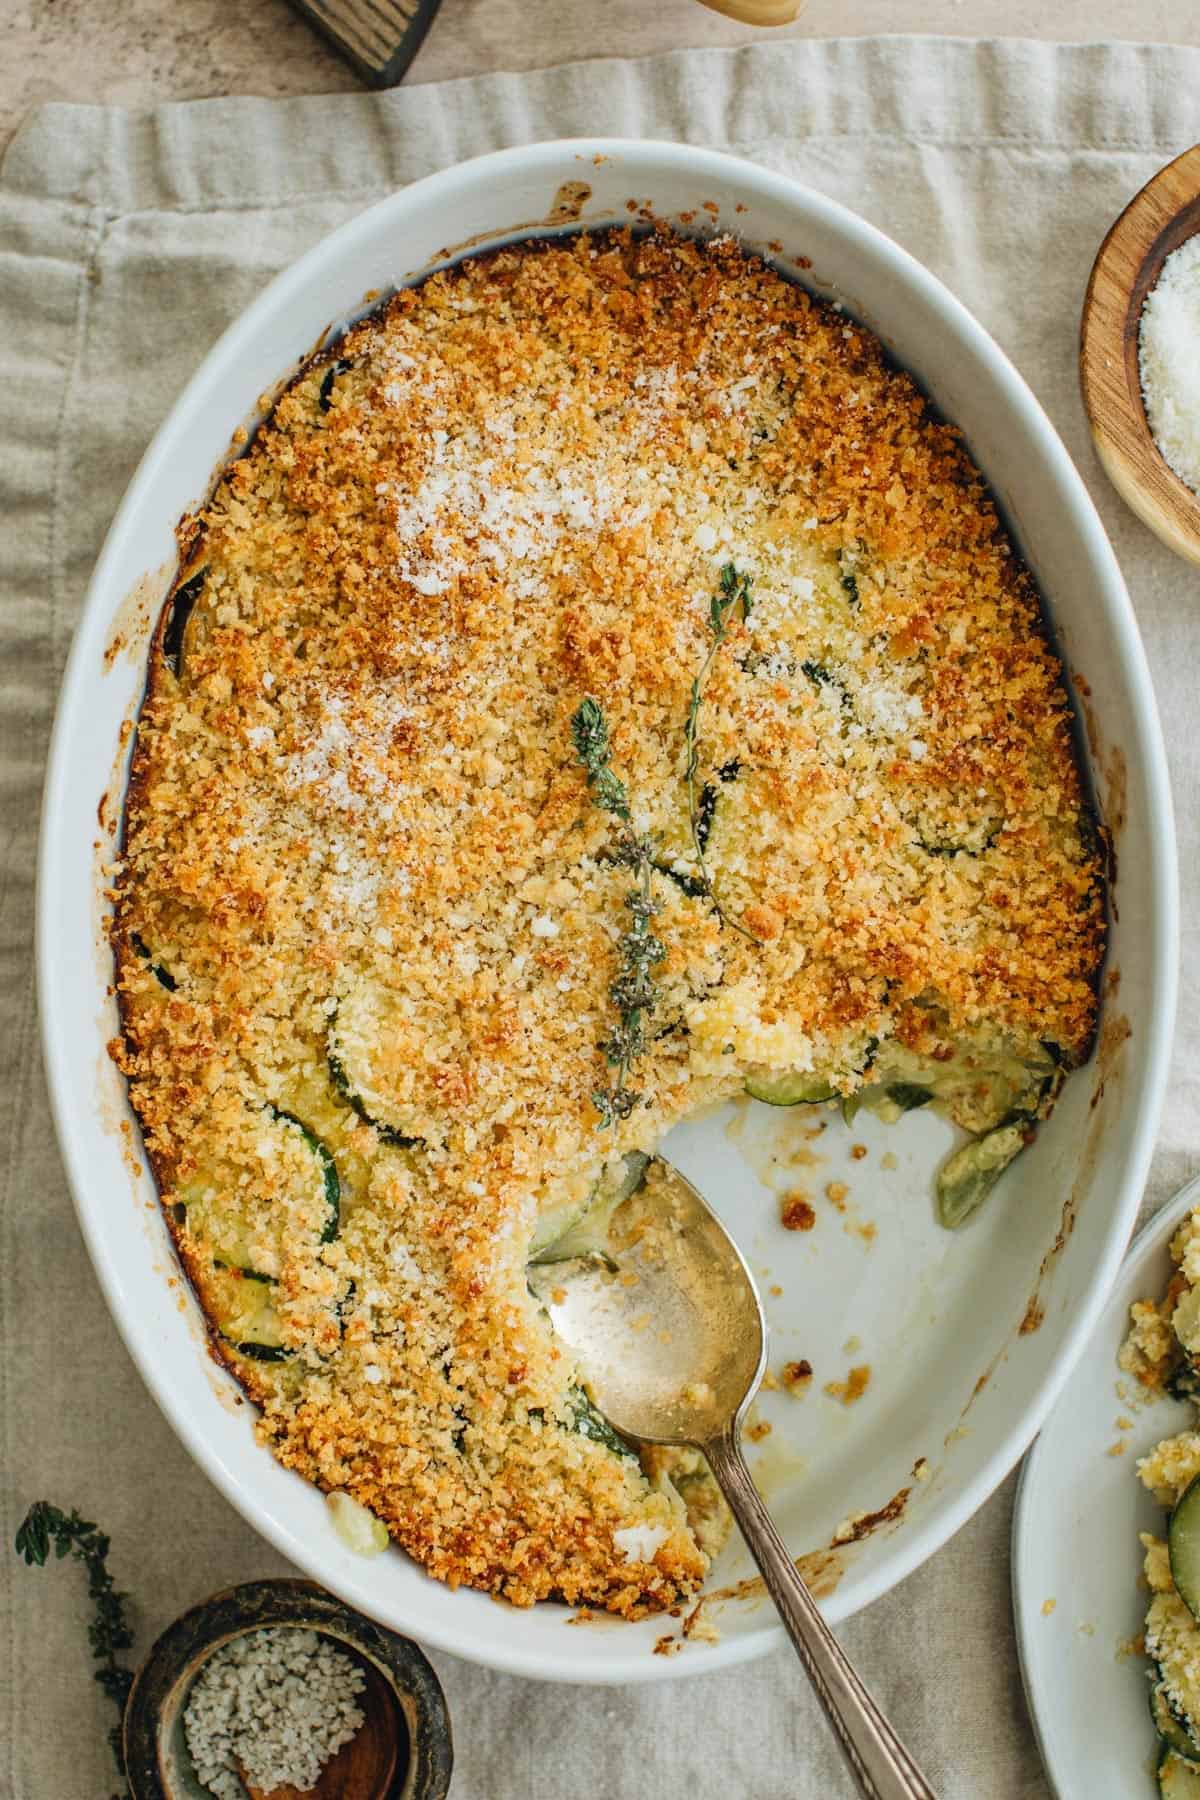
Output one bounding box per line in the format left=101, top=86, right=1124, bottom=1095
left=38, top=140, right=1177, bottom=1683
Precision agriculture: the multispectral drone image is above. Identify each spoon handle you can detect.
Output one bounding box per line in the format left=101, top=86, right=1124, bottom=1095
left=703, top=1430, right=937, bottom=1800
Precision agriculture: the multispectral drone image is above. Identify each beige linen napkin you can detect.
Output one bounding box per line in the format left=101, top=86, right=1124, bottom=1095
left=3, top=36, right=1199, bottom=1800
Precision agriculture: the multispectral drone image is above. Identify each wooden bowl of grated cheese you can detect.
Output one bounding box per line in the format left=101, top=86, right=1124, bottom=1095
left=1081, top=142, right=1200, bottom=565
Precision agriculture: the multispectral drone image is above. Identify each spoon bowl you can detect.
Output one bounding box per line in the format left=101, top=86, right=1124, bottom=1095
left=528, top=1156, right=764, bottom=1444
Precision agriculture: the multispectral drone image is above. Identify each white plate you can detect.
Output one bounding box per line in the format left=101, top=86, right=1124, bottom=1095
left=1014, top=1178, right=1200, bottom=1797
left=39, top=139, right=1177, bottom=1682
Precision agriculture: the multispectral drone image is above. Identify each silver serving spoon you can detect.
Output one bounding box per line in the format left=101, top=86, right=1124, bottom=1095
left=528, top=1155, right=937, bottom=1800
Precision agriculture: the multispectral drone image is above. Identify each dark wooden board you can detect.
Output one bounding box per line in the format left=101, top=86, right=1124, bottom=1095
left=285, top=0, right=443, bottom=87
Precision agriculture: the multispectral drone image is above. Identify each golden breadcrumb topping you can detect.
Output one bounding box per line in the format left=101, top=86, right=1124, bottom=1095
left=113, top=228, right=1103, bottom=1613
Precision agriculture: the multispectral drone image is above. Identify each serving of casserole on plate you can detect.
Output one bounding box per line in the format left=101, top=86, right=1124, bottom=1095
left=1013, top=1180, right=1200, bottom=1800
left=1118, top=1199, right=1200, bottom=1795
left=41, top=142, right=1174, bottom=1678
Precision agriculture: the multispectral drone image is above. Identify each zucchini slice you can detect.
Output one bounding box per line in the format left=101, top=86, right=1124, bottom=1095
left=162, top=566, right=207, bottom=676
left=318, top=357, right=352, bottom=412
left=1152, top=1681, right=1200, bottom=1764
left=1168, top=1360, right=1200, bottom=1404
left=696, top=780, right=720, bottom=855
left=935, top=1122, right=1026, bottom=1229
left=915, top=822, right=1003, bottom=858
left=199, top=1107, right=341, bottom=1363
left=209, top=1265, right=289, bottom=1362
left=129, top=931, right=177, bottom=993
left=1160, top=1747, right=1200, bottom=1797
left=271, top=1107, right=340, bottom=1245
left=1170, top=1475, right=1200, bottom=1625
left=530, top=1152, right=650, bottom=1265
left=177, top=1105, right=339, bottom=1272
left=528, top=1192, right=591, bottom=1262
left=745, top=1070, right=837, bottom=1106
left=837, top=546, right=864, bottom=609
left=568, top=1386, right=638, bottom=1463
left=853, top=1079, right=936, bottom=1125
left=653, top=861, right=709, bottom=900
left=885, top=1082, right=934, bottom=1113
left=526, top=1385, right=639, bottom=1465
left=865, top=1036, right=1058, bottom=1136
left=800, top=660, right=856, bottom=719
left=327, top=995, right=423, bottom=1147
left=691, top=759, right=741, bottom=857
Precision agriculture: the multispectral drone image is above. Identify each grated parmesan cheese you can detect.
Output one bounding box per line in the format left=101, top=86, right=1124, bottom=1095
left=1139, top=233, right=1200, bottom=496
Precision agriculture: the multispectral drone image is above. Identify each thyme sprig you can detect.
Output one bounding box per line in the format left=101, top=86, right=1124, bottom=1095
left=572, top=698, right=665, bottom=1127
left=15, top=1501, right=135, bottom=1796
left=684, top=562, right=759, bottom=941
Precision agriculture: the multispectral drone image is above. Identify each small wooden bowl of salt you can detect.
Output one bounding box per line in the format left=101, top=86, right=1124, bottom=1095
left=1080, top=143, right=1200, bottom=565
left=122, top=1579, right=453, bottom=1800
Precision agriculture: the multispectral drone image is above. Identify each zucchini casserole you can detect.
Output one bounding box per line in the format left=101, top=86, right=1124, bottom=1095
left=114, top=228, right=1104, bottom=1615
left=1123, top=1217, right=1200, bottom=1796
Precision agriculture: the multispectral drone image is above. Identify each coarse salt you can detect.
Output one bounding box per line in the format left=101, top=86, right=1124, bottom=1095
left=182, top=1627, right=364, bottom=1799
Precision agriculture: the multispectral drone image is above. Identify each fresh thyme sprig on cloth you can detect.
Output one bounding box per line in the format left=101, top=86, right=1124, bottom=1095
left=15, top=1500, right=135, bottom=1796
left=684, top=562, right=759, bottom=941
left=571, top=698, right=665, bottom=1127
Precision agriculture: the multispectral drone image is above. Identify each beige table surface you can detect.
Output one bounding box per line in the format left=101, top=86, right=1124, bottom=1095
left=5, top=0, right=1197, bottom=149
